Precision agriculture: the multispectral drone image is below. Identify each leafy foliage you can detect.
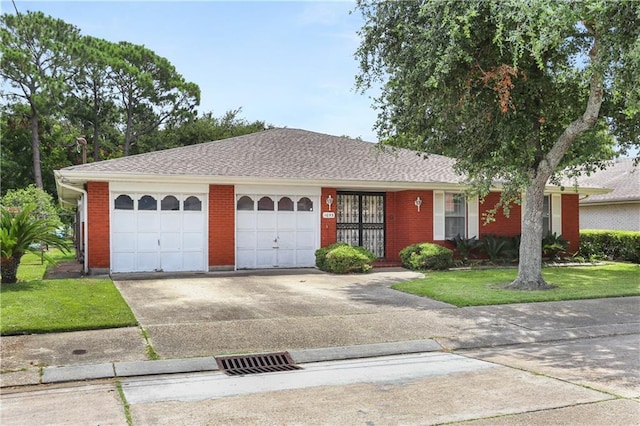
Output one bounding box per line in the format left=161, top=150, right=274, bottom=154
left=479, top=235, right=511, bottom=263
left=315, top=243, right=376, bottom=274
left=1, top=185, right=63, bottom=229
left=1, top=204, right=70, bottom=284
left=399, top=243, right=453, bottom=271
left=447, top=234, right=481, bottom=262
left=580, top=230, right=640, bottom=264
left=542, top=232, right=570, bottom=260
left=355, top=0, right=639, bottom=289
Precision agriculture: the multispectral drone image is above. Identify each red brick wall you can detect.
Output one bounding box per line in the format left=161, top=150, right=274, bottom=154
left=320, top=188, right=337, bottom=247
left=208, top=185, right=235, bottom=267
left=86, top=181, right=110, bottom=269
left=562, top=193, right=580, bottom=254
left=388, top=190, right=433, bottom=261
left=479, top=192, right=522, bottom=237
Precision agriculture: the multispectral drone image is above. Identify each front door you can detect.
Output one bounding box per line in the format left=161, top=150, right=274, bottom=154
left=336, top=192, right=385, bottom=258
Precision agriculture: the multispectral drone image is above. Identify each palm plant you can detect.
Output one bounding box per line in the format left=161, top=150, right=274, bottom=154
left=1, top=204, right=70, bottom=284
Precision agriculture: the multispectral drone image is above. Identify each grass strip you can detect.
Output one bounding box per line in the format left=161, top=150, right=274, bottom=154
left=1, top=278, right=137, bottom=335
left=392, top=262, right=640, bottom=307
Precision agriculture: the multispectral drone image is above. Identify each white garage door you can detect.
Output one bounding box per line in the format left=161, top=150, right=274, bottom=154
left=236, top=194, right=318, bottom=269
left=111, top=193, right=206, bottom=273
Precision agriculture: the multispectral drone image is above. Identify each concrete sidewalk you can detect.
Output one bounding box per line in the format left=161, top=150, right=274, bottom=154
left=2, top=296, right=638, bottom=388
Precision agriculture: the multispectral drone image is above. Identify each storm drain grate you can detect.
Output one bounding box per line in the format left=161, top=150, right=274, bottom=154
left=215, top=352, right=302, bottom=376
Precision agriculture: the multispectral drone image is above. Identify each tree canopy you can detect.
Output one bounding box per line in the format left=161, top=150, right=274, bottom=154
left=0, top=10, right=268, bottom=198
left=355, top=0, right=639, bottom=289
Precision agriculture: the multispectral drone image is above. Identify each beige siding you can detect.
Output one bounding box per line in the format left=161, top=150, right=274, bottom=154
left=580, top=203, right=640, bottom=231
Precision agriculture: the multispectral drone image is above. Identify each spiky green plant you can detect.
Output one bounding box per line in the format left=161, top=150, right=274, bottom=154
left=1, top=204, right=70, bottom=284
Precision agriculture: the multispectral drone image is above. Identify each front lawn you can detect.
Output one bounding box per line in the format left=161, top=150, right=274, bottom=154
left=392, top=262, right=640, bottom=307
left=1, top=250, right=137, bottom=335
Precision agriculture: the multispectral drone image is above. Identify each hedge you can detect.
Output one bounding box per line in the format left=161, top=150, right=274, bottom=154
left=579, top=230, right=640, bottom=263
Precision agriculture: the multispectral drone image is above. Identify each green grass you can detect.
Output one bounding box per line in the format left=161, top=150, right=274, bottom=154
left=1, top=249, right=137, bottom=335
left=392, top=262, right=640, bottom=307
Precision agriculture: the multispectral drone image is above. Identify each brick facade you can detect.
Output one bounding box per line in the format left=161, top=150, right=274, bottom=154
left=320, top=188, right=338, bottom=248
left=479, top=192, right=522, bottom=238
left=562, top=194, right=580, bottom=254
left=387, top=190, right=434, bottom=261
left=209, top=184, right=235, bottom=269
left=86, top=181, right=110, bottom=272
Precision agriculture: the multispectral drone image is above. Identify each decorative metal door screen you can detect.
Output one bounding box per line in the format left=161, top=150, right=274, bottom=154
left=336, top=192, right=385, bottom=258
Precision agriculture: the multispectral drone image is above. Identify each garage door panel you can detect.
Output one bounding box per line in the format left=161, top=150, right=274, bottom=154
left=161, top=214, right=181, bottom=231
left=236, top=231, right=255, bottom=248
left=183, top=214, right=203, bottom=232
left=183, top=233, right=203, bottom=251
left=137, top=252, right=158, bottom=271
left=112, top=233, right=135, bottom=251
left=137, top=233, right=158, bottom=250
left=278, top=231, right=296, bottom=249
left=296, top=213, right=316, bottom=229
left=296, top=231, right=315, bottom=248
left=161, top=233, right=181, bottom=251
left=256, top=231, right=277, bottom=249
left=160, top=252, right=182, bottom=272
left=277, top=249, right=295, bottom=267
left=256, top=213, right=276, bottom=229
left=296, top=250, right=315, bottom=267
left=256, top=250, right=275, bottom=268
left=112, top=212, right=136, bottom=232
left=237, top=249, right=255, bottom=269
left=277, top=212, right=295, bottom=230
left=112, top=253, right=135, bottom=273
left=183, top=253, right=204, bottom=271
left=138, top=214, right=160, bottom=232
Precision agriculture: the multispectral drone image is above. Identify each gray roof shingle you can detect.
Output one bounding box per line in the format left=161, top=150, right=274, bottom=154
left=60, top=128, right=463, bottom=184
left=575, top=158, right=640, bottom=204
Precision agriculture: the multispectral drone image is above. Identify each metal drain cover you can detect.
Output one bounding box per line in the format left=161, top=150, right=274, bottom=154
left=215, top=351, right=302, bottom=376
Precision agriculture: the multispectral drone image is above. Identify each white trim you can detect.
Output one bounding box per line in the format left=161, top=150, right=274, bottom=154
left=467, top=195, right=479, bottom=239
left=551, top=193, right=562, bottom=235
left=235, top=184, right=321, bottom=196
left=433, top=191, right=445, bottom=240
left=110, top=181, right=208, bottom=194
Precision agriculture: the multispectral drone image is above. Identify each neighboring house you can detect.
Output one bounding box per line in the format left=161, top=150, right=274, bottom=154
left=575, top=158, right=640, bottom=231
left=54, top=128, right=607, bottom=274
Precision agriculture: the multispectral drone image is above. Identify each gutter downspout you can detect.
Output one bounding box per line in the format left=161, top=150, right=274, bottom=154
left=57, top=180, right=88, bottom=275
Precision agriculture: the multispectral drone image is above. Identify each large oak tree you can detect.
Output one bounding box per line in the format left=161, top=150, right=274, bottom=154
left=355, top=0, right=639, bottom=289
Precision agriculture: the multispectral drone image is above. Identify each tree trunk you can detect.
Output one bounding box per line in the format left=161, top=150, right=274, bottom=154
left=508, top=180, right=552, bottom=290
left=30, top=106, right=43, bottom=189
left=93, top=79, right=101, bottom=162
left=1, top=254, right=23, bottom=284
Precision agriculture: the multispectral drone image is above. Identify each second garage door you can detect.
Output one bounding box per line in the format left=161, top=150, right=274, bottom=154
left=236, top=194, right=318, bottom=269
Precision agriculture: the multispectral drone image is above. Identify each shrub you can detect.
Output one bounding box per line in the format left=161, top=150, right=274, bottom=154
left=447, top=234, right=481, bottom=262
left=315, top=243, right=376, bottom=273
left=399, top=242, right=453, bottom=271
left=580, top=230, right=640, bottom=264
left=542, top=232, right=569, bottom=260
left=325, top=245, right=376, bottom=274
left=480, top=234, right=510, bottom=263
left=315, top=242, right=348, bottom=272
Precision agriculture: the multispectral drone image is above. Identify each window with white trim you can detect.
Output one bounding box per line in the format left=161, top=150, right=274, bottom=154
left=542, top=195, right=550, bottom=236
left=445, top=193, right=466, bottom=239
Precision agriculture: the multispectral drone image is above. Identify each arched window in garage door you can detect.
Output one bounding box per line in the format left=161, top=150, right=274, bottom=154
left=184, top=196, right=202, bottom=211
left=114, top=194, right=134, bottom=210
left=161, top=195, right=180, bottom=211
left=138, top=195, right=157, bottom=210
left=258, top=196, right=274, bottom=211
left=237, top=196, right=254, bottom=211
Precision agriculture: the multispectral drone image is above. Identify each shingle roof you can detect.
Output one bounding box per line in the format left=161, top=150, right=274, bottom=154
left=60, top=128, right=463, bottom=184
left=575, top=158, right=639, bottom=204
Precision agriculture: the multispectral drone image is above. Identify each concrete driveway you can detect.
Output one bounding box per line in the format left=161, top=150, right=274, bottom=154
left=113, top=268, right=457, bottom=358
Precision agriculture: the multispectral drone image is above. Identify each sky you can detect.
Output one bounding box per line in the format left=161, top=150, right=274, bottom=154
left=1, top=0, right=381, bottom=141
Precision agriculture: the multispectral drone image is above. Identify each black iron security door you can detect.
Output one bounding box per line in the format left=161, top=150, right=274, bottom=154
left=336, top=192, right=385, bottom=258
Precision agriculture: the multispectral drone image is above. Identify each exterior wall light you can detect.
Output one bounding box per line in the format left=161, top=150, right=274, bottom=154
left=415, top=196, right=422, bottom=212
left=326, top=195, right=334, bottom=211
